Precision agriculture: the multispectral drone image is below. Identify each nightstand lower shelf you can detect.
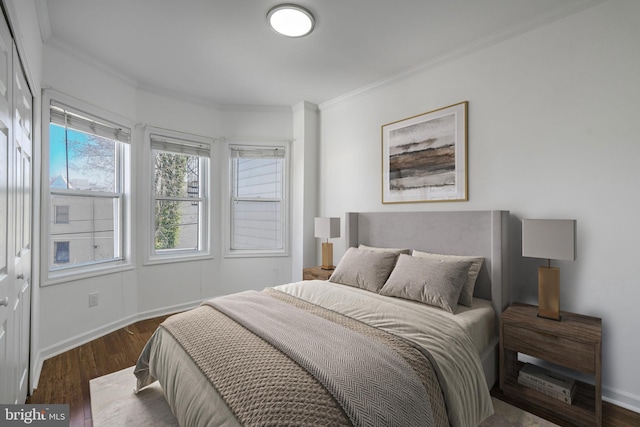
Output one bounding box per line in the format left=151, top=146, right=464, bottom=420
left=502, top=361, right=598, bottom=426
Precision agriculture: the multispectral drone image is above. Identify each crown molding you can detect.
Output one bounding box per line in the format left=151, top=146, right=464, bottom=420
left=34, top=0, right=51, bottom=41
left=45, top=36, right=139, bottom=87
left=319, top=0, right=606, bottom=110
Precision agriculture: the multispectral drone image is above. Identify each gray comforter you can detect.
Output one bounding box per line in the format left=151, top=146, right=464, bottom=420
left=206, top=290, right=435, bottom=427
left=135, top=281, right=493, bottom=427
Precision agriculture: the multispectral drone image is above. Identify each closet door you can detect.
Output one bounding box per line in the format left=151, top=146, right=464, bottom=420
left=12, top=43, right=33, bottom=404
left=0, top=12, right=15, bottom=404
left=0, top=12, right=33, bottom=405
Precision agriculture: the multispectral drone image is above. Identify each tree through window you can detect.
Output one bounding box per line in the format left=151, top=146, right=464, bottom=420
left=151, top=135, right=210, bottom=258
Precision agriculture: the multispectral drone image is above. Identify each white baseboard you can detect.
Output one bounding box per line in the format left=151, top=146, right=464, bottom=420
left=34, top=299, right=201, bottom=388
left=603, top=386, right=640, bottom=414
left=31, top=350, right=43, bottom=391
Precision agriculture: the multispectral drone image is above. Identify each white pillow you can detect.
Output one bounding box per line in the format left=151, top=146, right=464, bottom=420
left=412, top=250, right=484, bottom=307
left=380, top=254, right=471, bottom=313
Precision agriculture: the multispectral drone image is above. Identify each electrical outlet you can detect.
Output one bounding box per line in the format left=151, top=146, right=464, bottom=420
left=89, top=292, right=98, bottom=307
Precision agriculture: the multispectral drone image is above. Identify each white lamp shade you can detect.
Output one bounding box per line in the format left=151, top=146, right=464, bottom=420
left=314, top=217, right=340, bottom=239
left=522, top=219, right=576, bottom=261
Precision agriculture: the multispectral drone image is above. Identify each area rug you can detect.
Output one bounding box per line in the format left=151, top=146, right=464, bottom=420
left=479, top=398, right=559, bottom=426
left=90, top=366, right=558, bottom=426
left=90, top=366, right=178, bottom=427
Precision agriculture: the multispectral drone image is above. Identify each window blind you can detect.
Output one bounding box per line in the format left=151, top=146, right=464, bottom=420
left=50, top=101, right=130, bottom=143
left=230, top=146, right=285, bottom=159
left=151, top=135, right=211, bottom=158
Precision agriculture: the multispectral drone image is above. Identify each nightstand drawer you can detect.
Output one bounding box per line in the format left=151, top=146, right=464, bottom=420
left=503, top=323, right=596, bottom=374
left=302, top=266, right=334, bottom=281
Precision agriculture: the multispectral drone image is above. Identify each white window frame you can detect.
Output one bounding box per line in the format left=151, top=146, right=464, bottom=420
left=146, top=130, right=212, bottom=264
left=41, top=90, right=133, bottom=285
left=225, top=142, right=289, bottom=258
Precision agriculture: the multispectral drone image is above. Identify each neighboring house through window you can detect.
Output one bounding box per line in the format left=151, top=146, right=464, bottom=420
left=229, top=144, right=288, bottom=255
left=54, top=241, right=70, bottom=264
left=46, top=97, right=131, bottom=279
left=54, top=205, right=69, bottom=224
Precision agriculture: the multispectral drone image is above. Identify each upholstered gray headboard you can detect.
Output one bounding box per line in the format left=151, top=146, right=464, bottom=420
left=345, top=210, right=510, bottom=318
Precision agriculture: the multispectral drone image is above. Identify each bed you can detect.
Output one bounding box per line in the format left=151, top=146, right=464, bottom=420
left=135, top=210, right=510, bottom=427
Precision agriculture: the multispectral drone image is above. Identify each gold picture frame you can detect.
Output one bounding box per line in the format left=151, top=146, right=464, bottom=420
left=381, top=101, right=468, bottom=204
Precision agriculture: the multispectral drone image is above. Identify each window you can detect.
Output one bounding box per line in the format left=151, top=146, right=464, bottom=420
left=229, top=144, right=287, bottom=254
left=151, top=134, right=210, bottom=259
left=54, top=205, right=69, bottom=224
left=46, top=99, right=130, bottom=276
left=54, top=242, right=70, bottom=264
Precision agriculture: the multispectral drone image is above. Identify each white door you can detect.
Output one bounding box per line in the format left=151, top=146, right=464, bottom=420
left=0, top=13, right=33, bottom=405
left=12, top=43, right=33, bottom=404
left=0, top=11, right=15, bottom=405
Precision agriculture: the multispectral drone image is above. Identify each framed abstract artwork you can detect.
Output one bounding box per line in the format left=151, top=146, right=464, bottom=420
left=381, top=101, right=468, bottom=203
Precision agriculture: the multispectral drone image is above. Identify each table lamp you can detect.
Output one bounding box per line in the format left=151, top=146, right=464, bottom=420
left=522, top=219, right=576, bottom=321
left=314, top=217, right=340, bottom=270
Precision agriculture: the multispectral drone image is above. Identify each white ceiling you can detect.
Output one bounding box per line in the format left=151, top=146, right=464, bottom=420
left=37, top=0, right=601, bottom=107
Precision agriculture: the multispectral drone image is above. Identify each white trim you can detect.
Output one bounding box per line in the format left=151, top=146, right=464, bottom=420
left=44, top=37, right=138, bottom=87
left=31, top=349, right=43, bottom=389
left=603, top=386, right=640, bottom=414
left=144, top=253, right=213, bottom=266
left=224, top=250, right=290, bottom=259
left=34, top=0, right=51, bottom=41
left=43, top=263, right=134, bottom=286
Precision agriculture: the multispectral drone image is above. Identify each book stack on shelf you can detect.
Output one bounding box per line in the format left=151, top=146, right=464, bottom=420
left=518, top=363, right=578, bottom=404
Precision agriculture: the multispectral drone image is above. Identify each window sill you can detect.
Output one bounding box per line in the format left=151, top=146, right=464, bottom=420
left=224, top=250, right=289, bottom=259
left=42, top=262, right=135, bottom=286
left=144, top=253, right=213, bottom=266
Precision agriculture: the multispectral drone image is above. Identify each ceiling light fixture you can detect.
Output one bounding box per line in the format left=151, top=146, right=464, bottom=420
left=267, top=4, right=315, bottom=38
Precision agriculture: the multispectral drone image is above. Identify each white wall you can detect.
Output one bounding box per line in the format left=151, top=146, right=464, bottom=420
left=318, top=0, right=640, bottom=410
left=37, top=43, right=296, bottom=360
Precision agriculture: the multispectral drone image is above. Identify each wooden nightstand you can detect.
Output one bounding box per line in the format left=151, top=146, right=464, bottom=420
left=500, top=302, right=602, bottom=426
left=302, top=266, right=334, bottom=281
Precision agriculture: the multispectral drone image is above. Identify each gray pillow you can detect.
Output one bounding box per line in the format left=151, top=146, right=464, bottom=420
left=380, top=254, right=471, bottom=313
left=412, top=250, right=484, bottom=307
left=358, top=244, right=411, bottom=255
left=329, top=247, right=399, bottom=292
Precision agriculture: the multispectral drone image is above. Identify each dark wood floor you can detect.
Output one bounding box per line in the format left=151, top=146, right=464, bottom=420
left=28, top=315, right=640, bottom=427
left=490, top=387, right=639, bottom=427
left=27, top=315, right=171, bottom=427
